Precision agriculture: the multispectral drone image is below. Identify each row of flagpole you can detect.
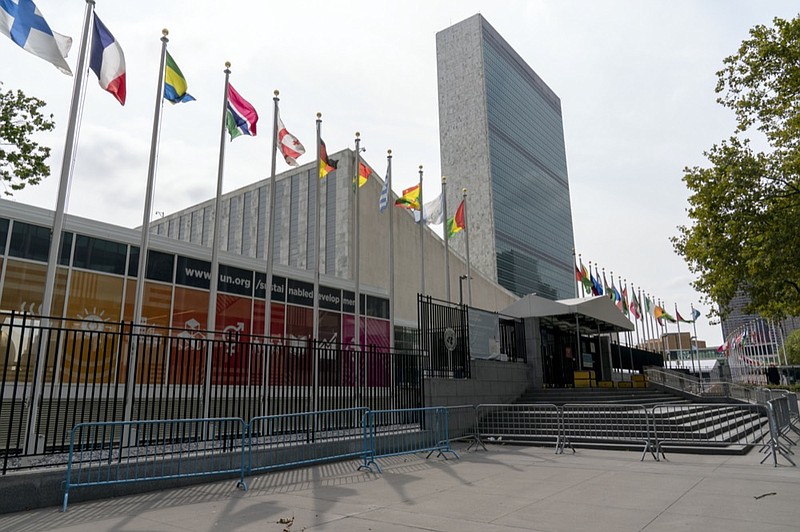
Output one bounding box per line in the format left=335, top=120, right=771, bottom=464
left=572, top=250, right=706, bottom=366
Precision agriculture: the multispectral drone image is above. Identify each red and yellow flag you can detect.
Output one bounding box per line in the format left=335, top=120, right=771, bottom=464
left=394, top=183, right=421, bottom=210
left=354, top=161, right=371, bottom=189
left=447, top=200, right=465, bottom=238
left=319, top=139, right=337, bottom=178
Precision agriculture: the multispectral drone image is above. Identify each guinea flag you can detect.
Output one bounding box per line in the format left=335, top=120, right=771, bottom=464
left=447, top=199, right=465, bottom=238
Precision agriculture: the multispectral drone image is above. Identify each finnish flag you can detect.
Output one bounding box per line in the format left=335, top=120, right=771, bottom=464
left=0, top=0, right=72, bottom=75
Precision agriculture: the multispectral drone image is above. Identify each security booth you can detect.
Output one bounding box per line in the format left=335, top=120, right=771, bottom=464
left=502, top=294, right=636, bottom=388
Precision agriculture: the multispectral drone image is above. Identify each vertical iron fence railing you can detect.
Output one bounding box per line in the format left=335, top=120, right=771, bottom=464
left=417, top=295, right=471, bottom=379
left=0, top=311, right=424, bottom=474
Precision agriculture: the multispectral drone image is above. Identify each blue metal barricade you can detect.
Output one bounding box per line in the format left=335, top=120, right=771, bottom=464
left=359, top=407, right=459, bottom=473
left=248, top=408, right=367, bottom=474
left=63, top=417, right=247, bottom=511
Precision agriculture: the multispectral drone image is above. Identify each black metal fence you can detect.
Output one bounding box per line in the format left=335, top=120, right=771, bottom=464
left=0, top=311, right=424, bottom=474
left=417, top=295, right=471, bottom=378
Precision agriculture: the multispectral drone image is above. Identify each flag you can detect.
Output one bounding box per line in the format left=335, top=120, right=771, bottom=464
left=395, top=183, right=420, bottom=210
left=630, top=291, right=641, bottom=320
left=0, top=0, right=72, bottom=75
left=614, top=286, right=622, bottom=311
left=575, top=263, right=583, bottom=283
left=691, top=308, right=701, bottom=321
left=645, top=295, right=653, bottom=317
left=447, top=199, right=465, bottom=238
left=579, top=261, right=593, bottom=295
left=655, top=306, right=676, bottom=323
left=621, top=287, right=629, bottom=316
left=277, top=113, right=304, bottom=166
left=593, top=268, right=604, bottom=296
left=589, top=270, right=600, bottom=296
left=676, top=310, right=692, bottom=323
left=379, top=172, right=390, bottom=213
left=226, top=84, right=257, bottom=139
left=164, top=51, right=194, bottom=103
left=319, top=138, right=337, bottom=178
left=89, top=15, right=125, bottom=105
left=353, top=161, right=371, bottom=189
left=422, top=193, right=443, bottom=224
left=604, top=272, right=613, bottom=300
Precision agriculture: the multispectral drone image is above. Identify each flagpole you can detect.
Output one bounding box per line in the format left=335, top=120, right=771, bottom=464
left=463, top=187, right=472, bottom=305
left=442, top=176, right=451, bottom=302
left=573, top=249, right=579, bottom=297
left=690, top=303, right=700, bottom=376
left=133, top=29, right=169, bottom=327
left=27, top=0, right=95, bottom=456
left=41, top=0, right=95, bottom=319
left=674, top=303, right=685, bottom=370
left=632, top=283, right=640, bottom=347
left=122, top=28, right=169, bottom=437
left=387, top=150, right=395, bottom=349
left=354, top=132, right=362, bottom=348
left=314, top=113, right=322, bottom=342
left=264, top=90, right=280, bottom=338
left=418, top=165, right=425, bottom=297
left=207, top=62, right=231, bottom=342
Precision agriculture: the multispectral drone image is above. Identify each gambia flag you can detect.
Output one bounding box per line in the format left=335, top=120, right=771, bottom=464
left=447, top=199, right=465, bottom=238
left=226, top=84, right=258, bottom=139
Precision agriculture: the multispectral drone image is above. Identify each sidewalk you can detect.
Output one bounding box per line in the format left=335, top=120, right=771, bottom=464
left=1, top=444, right=798, bottom=531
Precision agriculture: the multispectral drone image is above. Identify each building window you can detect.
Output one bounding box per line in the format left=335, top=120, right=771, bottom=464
left=8, top=221, right=50, bottom=262
left=146, top=250, right=174, bottom=282
left=73, top=235, right=128, bottom=275
left=0, top=218, right=8, bottom=255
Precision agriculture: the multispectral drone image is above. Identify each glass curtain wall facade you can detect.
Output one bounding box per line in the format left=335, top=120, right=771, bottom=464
left=0, top=215, right=390, bottom=352
left=437, top=14, right=576, bottom=300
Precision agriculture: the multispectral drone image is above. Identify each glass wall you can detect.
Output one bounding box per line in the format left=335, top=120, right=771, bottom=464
left=482, top=27, right=576, bottom=299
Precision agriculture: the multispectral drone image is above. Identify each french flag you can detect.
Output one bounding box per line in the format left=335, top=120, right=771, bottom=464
left=89, top=15, right=125, bottom=105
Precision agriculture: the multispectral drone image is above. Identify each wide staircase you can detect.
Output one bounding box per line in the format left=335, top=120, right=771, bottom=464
left=515, top=386, right=690, bottom=406
left=474, top=385, right=770, bottom=455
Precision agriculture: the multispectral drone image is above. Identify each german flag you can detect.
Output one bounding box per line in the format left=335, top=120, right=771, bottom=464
left=319, top=138, right=337, bottom=178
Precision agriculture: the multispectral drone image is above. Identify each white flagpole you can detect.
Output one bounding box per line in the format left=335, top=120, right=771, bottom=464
left=442, top=176, right=450, bottom=302
left=27, top=0, right=95, bottom=456
left=133, top=29, right=169, bottom=327
left=313, top=113, right=322, bottom=342
left=463, top=188, right=472, bottom=305
left=387, top=150, right=395, bottom=349
left=41, top=0, right=95, bottom=319
left=207, top=62, right=231, bottom=340
left=418, top=165, right=425, bottom=296
left=264, top=90, right=280, bottom=337
left=354, top=132, right=362, bottom=348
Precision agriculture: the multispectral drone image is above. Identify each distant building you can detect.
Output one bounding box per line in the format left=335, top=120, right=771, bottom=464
left=436, top=14, right=576, bottom=300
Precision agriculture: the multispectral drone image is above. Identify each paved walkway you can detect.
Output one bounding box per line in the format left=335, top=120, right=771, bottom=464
left=1, top=444, right=798, bottom=531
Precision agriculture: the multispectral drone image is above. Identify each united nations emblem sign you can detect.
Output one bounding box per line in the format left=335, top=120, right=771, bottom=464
left=444, top=327, right=457, bottom=352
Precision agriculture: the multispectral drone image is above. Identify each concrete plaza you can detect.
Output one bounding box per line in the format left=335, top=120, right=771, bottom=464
left=0, top=443, right=798, bottom=531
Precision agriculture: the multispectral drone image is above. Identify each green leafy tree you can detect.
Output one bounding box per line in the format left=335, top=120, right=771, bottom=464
left=784, top=329, right=800, bottom=366
left=0, top=83, right=55, bottom=196
left=673, top=15, right=800, bottom=320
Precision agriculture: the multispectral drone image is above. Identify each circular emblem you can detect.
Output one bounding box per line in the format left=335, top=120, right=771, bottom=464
left=444, top=328, right=457, bottom=352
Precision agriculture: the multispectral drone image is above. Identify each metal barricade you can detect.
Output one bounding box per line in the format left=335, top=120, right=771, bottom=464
left=63, top=417, right=247, bottom=511
left=359, top=407, right=458, bottom=473
left=763, top=399, right=797, bottom=467
left=475, top=404, right=560, bottom=451
left=443, top=405, right=482, bottom=450
left=560, top=404, right=656, bottom=461
left=248, top=408, right=366, bottom=474
left=650, top=403, right=771, bottom=460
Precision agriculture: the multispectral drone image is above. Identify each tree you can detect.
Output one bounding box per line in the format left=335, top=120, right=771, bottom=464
left=0, top=83, right=55, bottom=196
left=673, top=15, right=800, bottom=320
left=784, top=329, right=800, bottom=366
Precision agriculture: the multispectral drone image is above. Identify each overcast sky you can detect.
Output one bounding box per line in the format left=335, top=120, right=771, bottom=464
left=3, top=0, right=797, bottom=345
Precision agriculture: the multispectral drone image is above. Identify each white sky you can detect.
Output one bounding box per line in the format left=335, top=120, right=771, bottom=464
left=2, top=0, right=797, bottom=346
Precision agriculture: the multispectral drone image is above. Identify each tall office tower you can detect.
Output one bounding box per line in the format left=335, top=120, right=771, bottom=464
left=436, top=14, right=576, bottom=300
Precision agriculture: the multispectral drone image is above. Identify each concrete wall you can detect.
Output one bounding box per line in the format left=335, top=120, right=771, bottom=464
left=424, top=359, right=530, bottom=407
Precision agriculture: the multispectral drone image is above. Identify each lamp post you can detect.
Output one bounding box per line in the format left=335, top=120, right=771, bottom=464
left=459, top=275, right=468, bottom=306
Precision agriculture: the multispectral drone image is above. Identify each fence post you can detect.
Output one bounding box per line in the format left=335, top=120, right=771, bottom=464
left=120, top=321, right=138, bottom=424
left=23, top=312, right=47, bottom=454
